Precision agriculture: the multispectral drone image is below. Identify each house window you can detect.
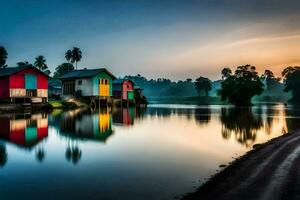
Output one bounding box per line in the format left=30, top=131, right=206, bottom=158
left=105, top=79, right=108, bottom=85
left=78, top=80, right=82, bottom=85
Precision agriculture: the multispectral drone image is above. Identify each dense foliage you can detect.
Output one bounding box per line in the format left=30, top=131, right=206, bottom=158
left=123, top=74, right=222, bottom=98
left=0, top=46, right=8, bottom=69
left=195, top=77, right=212, bottom=96
left=34, top=55, right=50, bottom=74
left=65, top=47, right=82, bottom=69
left=219, top=65, right=264, bottom=106
left=17, top=61, right=33, bottom=68
left=282, top=66, right=300, bottom=104
left=54, top=63, right=75, bottom=78
left=260, top=69, right=283, bottom=95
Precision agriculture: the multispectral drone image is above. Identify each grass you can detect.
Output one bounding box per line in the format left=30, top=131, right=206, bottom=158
left=49, top=100, right=80, bottom=109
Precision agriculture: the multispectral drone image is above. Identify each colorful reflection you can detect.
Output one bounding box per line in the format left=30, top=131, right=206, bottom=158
left=0, top=114, right=48, bottom=148
left=60, top=108, right=113, bottom=142
left=112, top=107, right=136, bottom=126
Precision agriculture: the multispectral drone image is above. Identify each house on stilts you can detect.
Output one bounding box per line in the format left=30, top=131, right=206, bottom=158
left=112, top=79, right=135, bottom=105
left=0, top=66, right=49, bottom=103
left=59, top=68, right=116, bottom=105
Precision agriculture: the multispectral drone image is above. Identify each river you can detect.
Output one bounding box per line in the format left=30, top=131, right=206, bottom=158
left=0, top=104, right=299, bottom=199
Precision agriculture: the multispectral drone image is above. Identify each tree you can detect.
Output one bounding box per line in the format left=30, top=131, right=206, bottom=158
left=65, top=50, right=72, bottom=63
left=186, top=78, right=192, bottom=83
left=219, top=64, right=264, bottom=106
left=71, top=47, right=82, bottom=69
left=34, top=55, right=48, bottom=71
left=54, top=63, right=74, bottom=78
left=282, top=66, right=300, bottom=103
left=195, top=77, right=212, bottom=96
left=261, top=69, right=274, bottom=80
left=17, top=61, right=33, bottom=68
left=0, top=46, right=8, bottom=69
left=261, top=69, right=281, bottom=93
left=221, top=67, right=232, bottom=80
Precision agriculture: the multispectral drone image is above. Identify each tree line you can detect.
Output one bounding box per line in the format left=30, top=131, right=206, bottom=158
left=124, top=65, right=300, bottom=106
left=0, top=46, right=82, bottom=78
left=1, top=45, right=299, bottom=106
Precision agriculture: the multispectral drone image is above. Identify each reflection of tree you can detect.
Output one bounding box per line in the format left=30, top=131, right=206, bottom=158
left=0, top=144, right=7, bottom=167
left=194, top=108, right=211, bottom=125
left=220, top=108, right=263, bottom=147
left=147, top=107, right=172, bottom=118
left=66, top=142, right=82, bottom=165
left=264, top=107, right=278, bottom=135
left=135, top=107, right=147, bottom=119
left=285, top=107, right=300, bottom=132
left=36, top=147, right=45, bottom=162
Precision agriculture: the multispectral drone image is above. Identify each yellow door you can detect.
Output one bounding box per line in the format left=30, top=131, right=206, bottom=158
left=99, top=79, right=110, bottom=97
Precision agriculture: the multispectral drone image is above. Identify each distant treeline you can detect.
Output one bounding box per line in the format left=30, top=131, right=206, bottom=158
left=123, top=75, right=222, bottom=97
left=123, top=72, right=288, bottom=101
left=1, top=45, right=299, bottom=105
left=124, top=64, right=300, bottom=106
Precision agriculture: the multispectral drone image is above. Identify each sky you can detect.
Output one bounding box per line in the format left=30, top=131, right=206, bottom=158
left=1, top=0, right=300, bottom=80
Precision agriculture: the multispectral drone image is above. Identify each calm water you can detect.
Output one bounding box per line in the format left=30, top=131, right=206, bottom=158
left=0, top=104, right=300, bottom=199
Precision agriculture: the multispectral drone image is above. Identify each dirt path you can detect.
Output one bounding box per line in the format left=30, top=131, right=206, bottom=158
left=183, top=131, right=300, bottom=200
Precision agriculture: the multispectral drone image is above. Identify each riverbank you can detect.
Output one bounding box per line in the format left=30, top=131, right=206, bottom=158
left=183, top=131, right=300, bottom=200
left=49, top=99, right=86, bottom=109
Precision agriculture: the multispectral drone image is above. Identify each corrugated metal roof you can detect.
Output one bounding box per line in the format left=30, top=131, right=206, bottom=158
left=60, top=68, right=116, bottom=80
left=0, top=67, right=27, bottom=77
left=0, top=66, right=49, bottom=77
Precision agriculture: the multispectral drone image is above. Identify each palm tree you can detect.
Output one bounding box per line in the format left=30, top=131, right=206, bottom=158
left=0, top=46, right=8, bottom=69
left=71, top=47, right=82, bottom=70
left=65, top=50, right=72, bottom=63
left=34, top=55, right=48, bottom=71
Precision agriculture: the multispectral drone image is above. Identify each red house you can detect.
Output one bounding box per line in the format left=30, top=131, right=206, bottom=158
left=0, top=66, right=48, bottom=103
left=112, top=79, right=135, bottom=101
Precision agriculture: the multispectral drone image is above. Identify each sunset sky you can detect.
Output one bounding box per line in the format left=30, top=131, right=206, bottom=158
left=1, top=0, right=300, bottom=80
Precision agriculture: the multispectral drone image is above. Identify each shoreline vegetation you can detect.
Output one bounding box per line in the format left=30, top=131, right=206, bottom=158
left=182, top=131, right=300, bottom=200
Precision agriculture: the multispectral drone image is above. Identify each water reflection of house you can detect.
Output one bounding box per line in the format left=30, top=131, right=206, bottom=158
left=0, top=114, right=48, bottom=148
left=61, top=109, right=113, bottom=142
left=112, top=108, right=135, bottom=126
